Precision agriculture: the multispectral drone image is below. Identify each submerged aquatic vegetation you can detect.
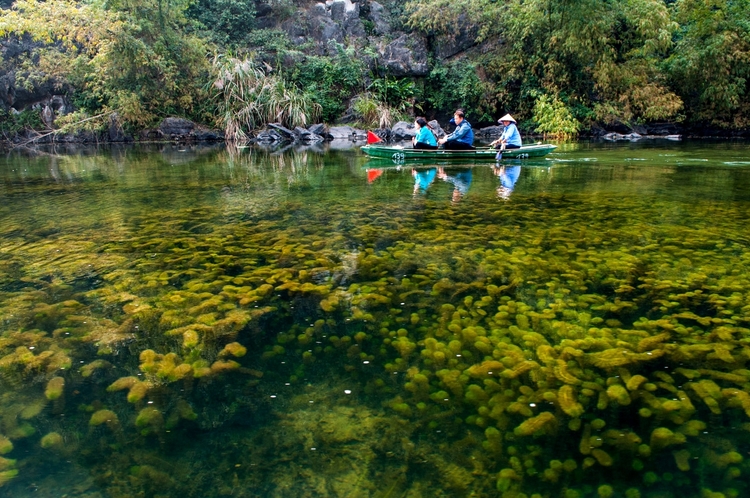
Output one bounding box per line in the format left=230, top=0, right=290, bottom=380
left=0, top=145, right=750, bottom=496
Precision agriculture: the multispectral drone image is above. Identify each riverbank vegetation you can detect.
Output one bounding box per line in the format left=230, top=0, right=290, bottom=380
left=0, top=0, right=748, bottom=138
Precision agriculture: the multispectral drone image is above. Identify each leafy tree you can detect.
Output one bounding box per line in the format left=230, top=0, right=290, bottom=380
left=423, top=59, right=494, bottom=122
left=185, top=0, right=256, bottom=48
left=282, top=42, right=367, bottom=123
left=99, top=0, right=211, bottom=126
left=0, top=0, right=210, bottom=129
left=406, top=0, right=682, bottom=127
left=666, top=0, right=750, bottom=127
left=533, top=93, right=580, bottom=139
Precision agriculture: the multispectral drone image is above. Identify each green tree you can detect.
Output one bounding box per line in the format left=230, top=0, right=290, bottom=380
left=666, top=0, right=750, bottom=127
left=186, top=0, right=256, bottom=48
left=99, top=0, right=211, bottom=126
left=532, top=93, right=580, bottom=139
left=423, top=59, right=494, bottom=122
left=282, top=42, right=367, bottom=123
left=406, top=0, right=682, bottom=126
left=0, top=0, right=210, bottom=129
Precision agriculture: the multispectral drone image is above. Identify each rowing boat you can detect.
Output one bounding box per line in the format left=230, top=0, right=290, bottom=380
left=360, top=143, right=557, bottom=163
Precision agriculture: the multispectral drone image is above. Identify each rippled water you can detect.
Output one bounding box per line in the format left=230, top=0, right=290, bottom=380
left=1, top=140, right=750, bottom=498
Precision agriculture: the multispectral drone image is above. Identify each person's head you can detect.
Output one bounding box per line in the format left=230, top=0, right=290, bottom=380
left=453, top=109, right=465, bottom=125
left=498, top=114, right=516, bottom=126
left=415, top=117, right=428, bottom=129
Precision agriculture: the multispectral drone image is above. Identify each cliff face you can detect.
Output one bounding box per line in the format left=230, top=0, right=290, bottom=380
left=271, top=0, right=483, bottom=74
left=0, top=35, right=72, bottom=117
left=0, top=0, right=501, bottom=143
left=0, top=0, right=444, bottom=126
left=261, top=0, right=432, bottom=77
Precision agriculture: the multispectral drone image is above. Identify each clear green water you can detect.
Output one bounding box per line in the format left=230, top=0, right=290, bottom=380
left=1, top=141, right=750, bottom=498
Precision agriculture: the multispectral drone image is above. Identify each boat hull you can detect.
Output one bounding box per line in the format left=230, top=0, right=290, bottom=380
left=361, top=144, right=557, bottom=163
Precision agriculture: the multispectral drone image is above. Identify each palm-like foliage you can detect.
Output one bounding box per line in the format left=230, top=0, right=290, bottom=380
left=211, top=55, right=321, bottom=142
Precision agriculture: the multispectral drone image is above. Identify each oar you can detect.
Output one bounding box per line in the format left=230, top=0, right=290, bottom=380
left=494, top=143, right=505, bottom=161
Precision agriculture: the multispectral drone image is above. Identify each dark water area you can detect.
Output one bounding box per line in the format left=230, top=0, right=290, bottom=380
left=1, top=140, right=750, bottom=498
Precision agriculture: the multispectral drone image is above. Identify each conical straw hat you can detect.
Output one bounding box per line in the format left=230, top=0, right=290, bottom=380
left=498, top=114, right=516, bottom=123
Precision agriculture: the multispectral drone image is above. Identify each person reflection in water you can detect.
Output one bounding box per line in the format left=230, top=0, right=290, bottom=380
left=494, top=165, right=521, bottom=199
left=412, top=167, right=437, bottom=195
left=437, top=167, right=472, bottom=203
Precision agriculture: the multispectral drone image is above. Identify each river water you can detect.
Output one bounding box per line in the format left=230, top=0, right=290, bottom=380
left=1, top=140, right=749, bottom=497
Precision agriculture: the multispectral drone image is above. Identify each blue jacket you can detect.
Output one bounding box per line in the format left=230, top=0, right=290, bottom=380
left=415, top=126, right=437, bottom=146
left=446, top=119, right=474, bottom=146
left=500, top=122, right=522, bottom=147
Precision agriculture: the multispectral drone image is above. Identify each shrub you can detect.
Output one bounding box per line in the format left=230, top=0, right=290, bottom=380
left=533, top=94, right=580, bottom=139
left=211, top=55, right=321, bottom=141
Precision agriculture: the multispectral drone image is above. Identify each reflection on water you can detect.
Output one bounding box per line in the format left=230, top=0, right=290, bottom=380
left=1, top=141, right=750, bottom=497
left=494, top=165, right=522, bottom=200
left=437, top=167, right=472, bottom=204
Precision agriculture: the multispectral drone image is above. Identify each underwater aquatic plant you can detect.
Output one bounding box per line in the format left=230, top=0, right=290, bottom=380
left=40, top=432, right=63, bottom=449
left=89, top=410, right=119, bottom=429
left=2, top=151, right=750, bottom=497
left=44, top=377, right=65, bottom=400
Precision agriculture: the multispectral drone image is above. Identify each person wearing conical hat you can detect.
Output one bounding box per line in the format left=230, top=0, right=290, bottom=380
left=490, top=114, right=522, bottom=153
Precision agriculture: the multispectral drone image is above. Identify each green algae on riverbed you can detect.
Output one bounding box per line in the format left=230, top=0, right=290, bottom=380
left=1, top=143, right=750, bottom=497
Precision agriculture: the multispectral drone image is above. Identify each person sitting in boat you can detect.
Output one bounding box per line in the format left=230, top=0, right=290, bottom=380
left=437, top=109, right=474, bottom=150
left=412, top=117, right=438, bottom=149
left=490, top=114, right=522, bottom=151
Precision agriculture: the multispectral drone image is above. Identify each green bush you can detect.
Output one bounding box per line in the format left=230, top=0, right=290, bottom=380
left=368, top=76, right=420, bottom=115
left=351, top=93, right=398, bottom=129
left=532, top=94, right=580, bottom=139
left=282, top=42, right=367, bottom=123
left=0, top=108, right=44, bottom=135
left=211, top=55, right=321, bottom=141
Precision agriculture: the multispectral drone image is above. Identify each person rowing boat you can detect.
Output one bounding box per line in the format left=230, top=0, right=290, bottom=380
left=489, top=114, right=522, bottom=160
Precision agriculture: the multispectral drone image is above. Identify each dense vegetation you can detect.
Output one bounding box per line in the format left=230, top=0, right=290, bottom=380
left=0, top=0, right=749, bottom=138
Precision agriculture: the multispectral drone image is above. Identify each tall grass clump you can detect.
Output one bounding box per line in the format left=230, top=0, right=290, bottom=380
left=351, top=93, right=395, bottom=129
left=211, top=55, right=321, bottom=142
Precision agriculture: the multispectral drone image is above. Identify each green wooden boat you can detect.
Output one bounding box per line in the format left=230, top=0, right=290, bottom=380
left=360, top=143, right=557, bottom=163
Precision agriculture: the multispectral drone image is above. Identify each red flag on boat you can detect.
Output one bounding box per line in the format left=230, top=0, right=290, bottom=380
left=367, top=168, right=384, bottom=183
left=367, top=131, right=383, bottom=144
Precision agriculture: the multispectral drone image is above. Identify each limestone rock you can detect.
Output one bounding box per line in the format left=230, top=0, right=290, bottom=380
left=379, top=35, right=429, bottom=77
left=391, top=121, right=416, bottom=140
left=159, top=117, right=195, bottom=137
left=368, top=1, right=391, bottom=36
left=327, top=126, right=356, bottom=139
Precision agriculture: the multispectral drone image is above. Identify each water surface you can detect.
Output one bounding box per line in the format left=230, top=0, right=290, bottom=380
left=1, top=140, right=750, bottom=497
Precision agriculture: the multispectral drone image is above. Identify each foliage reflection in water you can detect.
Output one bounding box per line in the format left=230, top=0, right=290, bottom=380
left=1, top=142, right=750, bottom=497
